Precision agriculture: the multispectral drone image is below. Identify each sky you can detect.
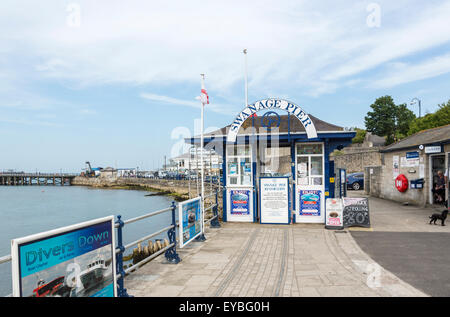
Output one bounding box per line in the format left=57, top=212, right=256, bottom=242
left=1, top=0, right=450, bottom=172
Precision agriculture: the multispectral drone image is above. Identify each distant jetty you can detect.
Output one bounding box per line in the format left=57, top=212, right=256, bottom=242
left=0, top=173, right=76, bottom=186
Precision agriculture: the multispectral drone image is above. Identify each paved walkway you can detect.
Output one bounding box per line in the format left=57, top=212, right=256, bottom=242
left=347, top=190, right=450, bottom=296
left=353, top=191, right=450, bottom=232
left=125, top=222, right=426, bottom=297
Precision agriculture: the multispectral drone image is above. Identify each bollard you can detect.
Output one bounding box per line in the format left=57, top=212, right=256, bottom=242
left=115, top=215, right=132, bottom=297
left=210, top=190, right=221, bottom=228
left=164, top=201, right=181, bottom=264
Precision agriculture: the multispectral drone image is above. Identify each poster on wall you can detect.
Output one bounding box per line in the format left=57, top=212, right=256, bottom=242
left=299, top=190, right=322, bottom=216
left=229, top=163, right=237, bottom=175
left=230, top=189, right=251, bottom=215
left=179, top=197, right=202, bottom=248
left=260, top=177, right=290, bottom=224
left=11, top=216, right=117, bottom=297
left=325, top=198, right=344, bottom=229
left=393, top=155, right=399, bottom=179
left=343, top=198, right=370, bottom=228
left=419, top=164, right=425, bottom=178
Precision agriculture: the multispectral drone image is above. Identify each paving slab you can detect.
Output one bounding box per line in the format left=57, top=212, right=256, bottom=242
left=124, top=222, right=426, bottom=297
left=347, top=190, right=450, bottom=296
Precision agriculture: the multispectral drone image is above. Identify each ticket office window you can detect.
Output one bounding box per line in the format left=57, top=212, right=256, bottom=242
left=227, top=145, right=252, bottom=187
left=296, top=143, right=324, bottom=186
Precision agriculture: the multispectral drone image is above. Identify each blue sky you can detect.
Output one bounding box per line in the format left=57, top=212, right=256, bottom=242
left=1, top=0, right=450, bottom=172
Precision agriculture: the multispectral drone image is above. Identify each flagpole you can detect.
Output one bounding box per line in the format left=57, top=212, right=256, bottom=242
left=243, top=49, right=248, bottom=107
left=198, top=73, right=206, bottom=241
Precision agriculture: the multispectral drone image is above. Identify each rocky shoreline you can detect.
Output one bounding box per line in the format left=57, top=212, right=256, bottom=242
left=71, top=176, right=221, bottom=205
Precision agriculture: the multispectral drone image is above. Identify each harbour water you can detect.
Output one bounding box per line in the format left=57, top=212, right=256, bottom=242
left=0, top=185, right=175, bottom=297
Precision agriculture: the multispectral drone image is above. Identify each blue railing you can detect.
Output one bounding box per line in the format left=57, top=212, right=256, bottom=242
left=114, top=190, right=220, bottom=296
left=0, top=190, right=221, bottom=297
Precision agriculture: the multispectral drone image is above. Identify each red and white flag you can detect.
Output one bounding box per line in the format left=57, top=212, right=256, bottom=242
left=200, top=82, right=209, bottom=105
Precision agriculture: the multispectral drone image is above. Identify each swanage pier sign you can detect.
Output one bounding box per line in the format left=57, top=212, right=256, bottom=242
left=227, top=98, right=318, bottom=142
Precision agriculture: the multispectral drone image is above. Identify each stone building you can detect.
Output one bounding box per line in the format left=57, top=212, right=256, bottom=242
left=365, top=124, right=450, bottom=206
left=331, top=132, right=385, bottom=173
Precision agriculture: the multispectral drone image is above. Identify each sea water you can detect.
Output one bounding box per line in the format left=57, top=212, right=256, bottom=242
left=0, top=185, right=175, bottom=297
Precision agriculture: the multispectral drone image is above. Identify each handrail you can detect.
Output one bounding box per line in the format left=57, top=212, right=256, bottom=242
left=204, top=203, right=217, bottom=213
left=114, top=207, right=172, bottom=227
left=122, top=243, right=175, bottom=276
left=1, top=188, right=221, bottom=297
left=0, top=255, right=11, bottom=265
left=122, top=225, right=174, bottom=251
left=205, top=214, right=218, bottom=225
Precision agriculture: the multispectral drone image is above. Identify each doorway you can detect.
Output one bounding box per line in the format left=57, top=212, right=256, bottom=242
left=256, top=144, right=292, bottom=222
left=429, top=154, right=445, bottom=205
left=295, top=143, right=325, bottom=223
left=225, top=144, right=254, bottom=222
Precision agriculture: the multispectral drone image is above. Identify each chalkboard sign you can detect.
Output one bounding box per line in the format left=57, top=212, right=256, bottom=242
left=343, top=198, right=370, bottom=228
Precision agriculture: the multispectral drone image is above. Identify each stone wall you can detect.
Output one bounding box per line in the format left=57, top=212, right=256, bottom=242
left=72, top=176, right=223, bottom=214
left=332, top=148, right=382, bottom=173
left=364, top=166, right=383, bottom=197
left=364, top=149, right=431, bottom=206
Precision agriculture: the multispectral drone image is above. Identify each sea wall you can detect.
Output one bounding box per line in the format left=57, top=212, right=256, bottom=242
left=72, top=176, right=222, bottom=212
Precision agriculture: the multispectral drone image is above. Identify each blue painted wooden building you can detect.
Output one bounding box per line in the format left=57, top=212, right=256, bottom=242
left=186, top=98, right=355, bottom=224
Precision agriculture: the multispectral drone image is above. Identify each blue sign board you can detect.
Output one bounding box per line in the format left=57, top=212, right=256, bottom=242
left=11, top=217, right=116, bottom=297
left=179, top=197, right=202, bottom=248
left=299, top=190, right=322, bottom=216
left=406, top=151, right=419, bottom=159
left=230, top=189, right=251, bottom=215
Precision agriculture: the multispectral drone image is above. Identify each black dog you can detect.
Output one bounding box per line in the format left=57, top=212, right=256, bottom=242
left=429, top=209, right=449, bottom=226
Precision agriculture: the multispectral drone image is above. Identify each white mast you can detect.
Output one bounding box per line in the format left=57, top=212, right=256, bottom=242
left=243, top=49, right=248, bottom=107
left=200, top=73, right=206, bottom=234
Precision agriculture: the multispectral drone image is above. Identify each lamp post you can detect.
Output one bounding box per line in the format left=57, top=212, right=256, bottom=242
left=410, top=97, right=421, bottom=118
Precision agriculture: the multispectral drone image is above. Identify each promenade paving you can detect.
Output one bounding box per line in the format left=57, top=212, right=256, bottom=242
left=124, top=220, right=426, bottom=297
left=347, top=190, right=450, bottom=296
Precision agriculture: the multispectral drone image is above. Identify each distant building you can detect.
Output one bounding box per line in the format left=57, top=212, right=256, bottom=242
left=100, top=167, right=117, bottom=178
left=116, top=168, right=137, bottom=178
left=171, top=148, right=222, bottom=174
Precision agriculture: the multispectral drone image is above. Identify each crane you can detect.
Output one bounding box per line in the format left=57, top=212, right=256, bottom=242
left=85, top=161, right=95, bottom=177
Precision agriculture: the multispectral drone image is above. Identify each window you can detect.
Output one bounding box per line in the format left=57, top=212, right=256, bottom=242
left=296, top=143, right=324, bottom=186
left=226, top=145, right=252, bottom=186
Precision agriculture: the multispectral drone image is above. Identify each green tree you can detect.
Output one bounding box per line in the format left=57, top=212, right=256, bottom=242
left=351, top=128, right=367, bottom=144
left=395, top=103, right=416, bottom=139
left=408, top=100, right=450, bottom=135
left=364, top=96, right=416, bottom=145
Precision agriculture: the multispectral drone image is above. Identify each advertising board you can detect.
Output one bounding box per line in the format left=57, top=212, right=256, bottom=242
left=325, top=198, right=344, bottom=229
left=342, top=198, right=370, bottom=228
left=260, top=177, right=290, bottom=224
left=178, top=197, right=202, bottom=248
left=11, top=216, right=117, bottom=297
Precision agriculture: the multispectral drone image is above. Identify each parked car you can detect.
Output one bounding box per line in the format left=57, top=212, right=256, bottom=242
left=347, top=172, right=364, bottom=190
left=157, top=171, right=168, bottom=179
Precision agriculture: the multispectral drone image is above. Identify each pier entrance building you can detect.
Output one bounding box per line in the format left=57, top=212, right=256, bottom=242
left=187, top=98, right=355, bottom=224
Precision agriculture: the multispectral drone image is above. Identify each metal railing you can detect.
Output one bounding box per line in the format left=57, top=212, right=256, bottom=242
left=1, top=189, right=221, bottom=297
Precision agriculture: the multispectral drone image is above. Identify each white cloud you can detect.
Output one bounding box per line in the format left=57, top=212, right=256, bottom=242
left=140, top=93, right=199, bottom=109
left=1, top=0, right=450, bottom=100
left=371, top=53, right=450, bottom=88
left=140, top=92, right=237, bottom=115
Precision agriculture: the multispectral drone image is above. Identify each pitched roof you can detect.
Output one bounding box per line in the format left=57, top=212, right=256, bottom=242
left=381, top=124, right=450, bottom=152
left=200, top=114, right=345, bottom=138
